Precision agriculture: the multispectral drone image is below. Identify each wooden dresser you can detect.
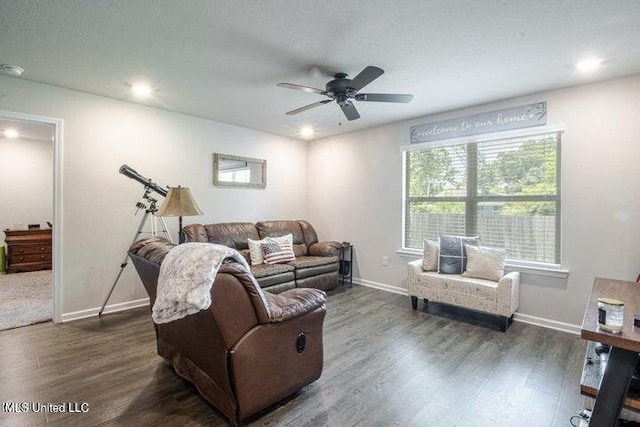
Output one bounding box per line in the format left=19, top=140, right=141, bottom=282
left=4, top=229, right=52, bottom=274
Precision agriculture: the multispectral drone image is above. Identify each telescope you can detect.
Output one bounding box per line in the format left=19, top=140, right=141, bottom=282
left=119, top=164, right=168, bottom=197
left=100, top=164, right=172, bottom=316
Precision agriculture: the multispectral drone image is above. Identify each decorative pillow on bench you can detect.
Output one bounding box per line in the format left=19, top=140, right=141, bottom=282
left=438, top=234, right=479, bottom=274
left=422, top=239, right=439, bottom=271
left=462, top=244, right=507, bottom=282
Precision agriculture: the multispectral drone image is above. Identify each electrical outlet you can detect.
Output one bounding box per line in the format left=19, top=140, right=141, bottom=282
left=382, top=256, right=389, bottom=266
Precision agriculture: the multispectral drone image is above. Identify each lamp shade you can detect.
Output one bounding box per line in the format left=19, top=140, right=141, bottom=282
left=156, top=186, right=204, bottom=217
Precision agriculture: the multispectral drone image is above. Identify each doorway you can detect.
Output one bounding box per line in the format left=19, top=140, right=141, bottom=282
left=0, top=110, right=62, bottom=328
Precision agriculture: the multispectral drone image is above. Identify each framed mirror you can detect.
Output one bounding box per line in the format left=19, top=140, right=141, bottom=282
left=213, top=153, right=267, bottom=188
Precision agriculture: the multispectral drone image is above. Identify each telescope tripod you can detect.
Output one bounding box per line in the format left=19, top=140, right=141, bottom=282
left=98, top=189, right=173, bottom=316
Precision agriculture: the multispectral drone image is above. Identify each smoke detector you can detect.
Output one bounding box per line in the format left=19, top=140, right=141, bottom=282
left=1, top=64, right=25, bottom=77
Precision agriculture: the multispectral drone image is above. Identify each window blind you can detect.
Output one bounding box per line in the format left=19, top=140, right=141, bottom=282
left=404, top=132, right=561, bottom=264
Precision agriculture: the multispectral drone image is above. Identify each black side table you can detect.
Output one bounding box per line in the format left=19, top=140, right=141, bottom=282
left=338, top=243, right=353, bottom=286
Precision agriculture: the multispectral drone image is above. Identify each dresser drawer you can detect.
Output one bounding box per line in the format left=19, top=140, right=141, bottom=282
left=4, top=229, right=53, bottom=273
left=10, top=253, right=52, bottom=264
left=11, top=245, right=51, bottom=255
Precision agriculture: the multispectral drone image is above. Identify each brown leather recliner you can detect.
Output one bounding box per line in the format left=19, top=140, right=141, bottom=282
left=128, top=236, right=327, bottom=426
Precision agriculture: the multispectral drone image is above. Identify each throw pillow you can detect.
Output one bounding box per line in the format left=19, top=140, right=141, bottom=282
left=261, top=241, right=296, bottom=264
left=438, top=234, right=479, bottom=274
left=422, top=239, right=439, bottom=271
left=462, top=244, right=507, bottom=282
left=247, top=238, right=267, bottom=265
left=267, top=233, right=295, bottom=256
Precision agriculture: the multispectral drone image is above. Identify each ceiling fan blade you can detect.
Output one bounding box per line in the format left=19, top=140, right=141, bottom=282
left=339, top=101, right=361, bottom=121
left=277, top=82, right=326, bottom=95
left=286, top=99, right=332, bottom=115
left=355, top=93, right=414, bottom=103
left=348, top=66, right=384, bottom=91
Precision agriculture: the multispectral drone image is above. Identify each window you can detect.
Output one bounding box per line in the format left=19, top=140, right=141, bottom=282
left=404, top=132, right=561, bottom=264
left=219, top=168, right=250, bottom=183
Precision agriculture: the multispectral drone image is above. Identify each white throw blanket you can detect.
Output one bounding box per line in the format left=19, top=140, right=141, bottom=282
left=152, top=242, right=250, bottom=324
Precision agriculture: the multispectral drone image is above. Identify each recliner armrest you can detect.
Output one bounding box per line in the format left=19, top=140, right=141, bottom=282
left=308, top=241, right=341, bottom=257
left=263, top=288, right=327, bottom=323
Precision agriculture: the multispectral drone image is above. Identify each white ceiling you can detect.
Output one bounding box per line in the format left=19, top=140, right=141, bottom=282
left=1, top=1, right=639, bottom=140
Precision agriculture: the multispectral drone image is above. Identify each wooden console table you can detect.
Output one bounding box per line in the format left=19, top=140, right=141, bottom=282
left=4, top=229, right=52, bottom=273
left=581, top=277, right=640, bottom=426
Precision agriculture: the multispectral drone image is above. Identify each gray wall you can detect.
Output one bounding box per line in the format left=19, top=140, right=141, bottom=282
left=308, top=74, right=640, bottom=326
left=0, top=75, right=309, bottom=316
left=2, top=72, right=639, bottom=327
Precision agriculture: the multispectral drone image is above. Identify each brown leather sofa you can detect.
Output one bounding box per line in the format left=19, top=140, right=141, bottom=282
left=128, top=236, right=327, bottom=426
left=183, top=220, right=341, bottom=294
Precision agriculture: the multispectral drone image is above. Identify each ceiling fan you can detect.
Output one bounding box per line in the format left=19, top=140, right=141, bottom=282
left=277, top=66, right=413, bottom=121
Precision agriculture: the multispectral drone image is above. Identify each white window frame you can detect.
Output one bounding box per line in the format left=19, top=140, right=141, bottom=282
left=400, top=124, right=568, bottom=276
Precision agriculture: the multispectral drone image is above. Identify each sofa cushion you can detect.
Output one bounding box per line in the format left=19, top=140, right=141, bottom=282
left=438, top=234, right=479, bottom=274
left=204, top=222, right=260, bottom=250
left=291, top=257, right=339, bottom=279
left=462, top=244, right=507, bottom=282
left=298, top=220, right=319, bottom=247
left=256, top=273, right=296, bottom=289
left=287, top=256, right=338, bottom=269
left=256, top=220, right=308, bottom=256
left=250, top=262, right=295, bottom=278
left=418, top=271, right=498, bottom=299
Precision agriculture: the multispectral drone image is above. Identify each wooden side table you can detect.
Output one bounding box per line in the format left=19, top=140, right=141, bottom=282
left=4, top=229, right=52, bottom=273
left=581, top=277, right=640, bottom=426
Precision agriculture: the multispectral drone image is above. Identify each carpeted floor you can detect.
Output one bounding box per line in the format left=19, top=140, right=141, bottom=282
left=0, top=270, right=52, bottom=331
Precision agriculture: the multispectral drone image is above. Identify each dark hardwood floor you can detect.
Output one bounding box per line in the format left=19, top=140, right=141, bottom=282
left=0, top=285, right=586, bottom=426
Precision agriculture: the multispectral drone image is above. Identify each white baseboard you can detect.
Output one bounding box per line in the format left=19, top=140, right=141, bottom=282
left=60, top=280, right=582, bottom=335
left=61, top=298, right=150, bottom=322
left=352, top=277, right=408, bottom=296
left=353, top=277, right=581, bottom=335
left=512, top=312, right=580, bottom=335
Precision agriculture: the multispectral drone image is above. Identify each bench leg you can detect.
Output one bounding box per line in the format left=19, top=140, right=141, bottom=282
left=500, top=315, right=510, bottom=332
left=411, top=296, right=417, bottom=309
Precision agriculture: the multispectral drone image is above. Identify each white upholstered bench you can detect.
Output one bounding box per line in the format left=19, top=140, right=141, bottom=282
left=407, top=259, right=520, bottom=331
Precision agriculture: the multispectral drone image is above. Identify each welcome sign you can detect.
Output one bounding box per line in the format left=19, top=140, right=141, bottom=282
left=410, top=102, right=547, bottom=144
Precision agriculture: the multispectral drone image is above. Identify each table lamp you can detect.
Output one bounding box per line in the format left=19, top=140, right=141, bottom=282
left=156, top=186, right=204, bottom=243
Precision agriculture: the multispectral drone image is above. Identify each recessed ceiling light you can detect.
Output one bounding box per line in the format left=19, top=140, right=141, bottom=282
left=131, top=83, right=153, bottom=98
left=576, top=57, right=603, bottom=72
left=4, top=128, right=19, bottom=139
left=300, top=127, right=315, bottom=139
